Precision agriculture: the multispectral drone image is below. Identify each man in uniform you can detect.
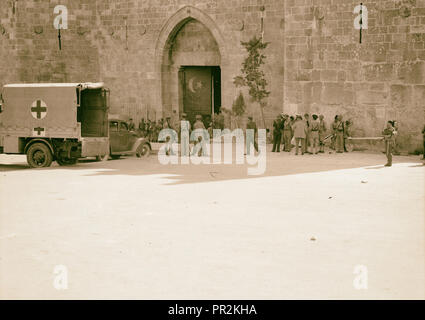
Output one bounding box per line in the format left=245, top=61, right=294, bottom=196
left=422, top=124, right=425, bottom=160
left=309, top=114, right=320, bottom=154
left=318, top=115, right=327, bottom=153
left=163, top=117, right=172, bottom=129
left=293, top=115, right=307, bottom=155
left=392, top=120, right=400, bottom=155
left=272, top=115, right=283, bottom=153
left=344, top=119, right=353, bottom=152
left=128, top=118, right=135, bottom=131
left=246, top=116, right=258, bottom=155
left=331, top=115, right=339, bottom=151
left=304, top=113, right=310, bottom=154
left=138, top=118, right=146, bottom=137
left=335, top=115, right=345, bottom=153
left=180, top=113, right=191, bottom=157
left=282, top=114, right=292, bottom=152
left=382, top=121, right=396, bottom=167
left=192, top=114, right=207, bottom=156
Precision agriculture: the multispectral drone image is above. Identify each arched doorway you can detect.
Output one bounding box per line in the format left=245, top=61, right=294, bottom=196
left=155, top=6, right=228, bottom=125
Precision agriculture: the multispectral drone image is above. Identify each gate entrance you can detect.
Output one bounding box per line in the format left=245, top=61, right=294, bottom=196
left=180, top=66, right=221, bottom=126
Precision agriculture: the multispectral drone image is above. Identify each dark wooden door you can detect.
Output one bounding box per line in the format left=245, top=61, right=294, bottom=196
left=183, top=67, right=212, bottom=125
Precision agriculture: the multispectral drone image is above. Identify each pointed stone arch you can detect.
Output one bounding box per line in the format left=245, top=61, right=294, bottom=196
left=154, top=6, right=228, bottom=117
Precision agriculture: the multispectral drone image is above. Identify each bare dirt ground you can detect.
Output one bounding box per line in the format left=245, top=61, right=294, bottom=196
left=0, top=149, right=424, bottom=299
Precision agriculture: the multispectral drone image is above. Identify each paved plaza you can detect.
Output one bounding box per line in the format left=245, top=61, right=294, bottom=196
left=0, top=151, right=424, bottom=299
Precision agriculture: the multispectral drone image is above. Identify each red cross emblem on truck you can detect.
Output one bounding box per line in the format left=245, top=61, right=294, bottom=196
left=31, top=100, right=47, bottom=120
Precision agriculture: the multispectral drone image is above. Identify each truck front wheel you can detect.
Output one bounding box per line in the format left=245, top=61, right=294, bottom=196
left=26, top=143, right=53, bottom=168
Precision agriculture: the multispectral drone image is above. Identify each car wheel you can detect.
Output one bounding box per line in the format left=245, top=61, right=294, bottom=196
left=26, top=143, right=53, bottom=168
left=110, top=155, right=121, bottom=160
left=136, top=143, right=150, bottom=158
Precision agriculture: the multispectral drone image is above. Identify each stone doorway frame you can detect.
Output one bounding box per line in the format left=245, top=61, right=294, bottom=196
left=154, top=6, right=228, bottom=118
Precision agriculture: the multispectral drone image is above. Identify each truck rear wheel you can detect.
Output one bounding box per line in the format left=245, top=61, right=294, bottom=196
left=26, top=143, right=53, bottom=168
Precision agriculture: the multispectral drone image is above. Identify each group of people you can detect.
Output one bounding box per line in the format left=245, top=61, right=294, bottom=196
left=131, top=113, right=226, bottom=143
left=127, top=112, right=423, bottom=167
left=134, top=118, right=175, bottom=142
left=272, top=113, right=352, bottom=155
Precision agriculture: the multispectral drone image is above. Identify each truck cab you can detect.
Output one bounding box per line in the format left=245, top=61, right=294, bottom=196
left=0, top=83, right=109, bottom=168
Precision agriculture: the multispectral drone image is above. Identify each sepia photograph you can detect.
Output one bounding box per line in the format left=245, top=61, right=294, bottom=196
left=0, top=0, right=424, bottom=307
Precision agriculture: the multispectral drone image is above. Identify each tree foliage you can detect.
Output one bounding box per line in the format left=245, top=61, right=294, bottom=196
left=233, top=36, right=270, bottom=127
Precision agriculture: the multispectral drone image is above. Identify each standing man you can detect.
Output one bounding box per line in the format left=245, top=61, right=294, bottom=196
left=138, top=118, right=145, bottom=137
left=422, top=124, right=425, bottom=160
left=180, top=113, right=191, bottom=157
left=163, top=117, right=172, bottom=129
left=309, top=114, right=320, bottom=154
left=246, top=116, right=259, bottom=155
left=344, top=119, right=353, bottom=152
left=282, top=115, right=292, bottom=152
left=331, top=115, right=339, bottom=151
left=304, top=113, right=310, bottom=154
left=272, top=115, right=283, bottom=153
left=128, top=118, right=135, bottom=131
left=192, top=115, right=207, bottom=156
left=293, top=115, right=307, bottom=155
left=392, top=120, right=400, bottom=155
left=335, top=115, right=345, bottom=153
left=318, top=115, right=327, bottom=153
left=382, top=121, right=396, bottom=167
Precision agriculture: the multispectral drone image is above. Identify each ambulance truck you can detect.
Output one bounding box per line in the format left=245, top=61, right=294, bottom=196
left=0, top=83, right=109, bottom=168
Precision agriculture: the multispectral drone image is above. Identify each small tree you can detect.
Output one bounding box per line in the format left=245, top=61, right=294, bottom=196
left=232, top=91, right=246, bottom=127
left=234, top=36, right=270, bottom=129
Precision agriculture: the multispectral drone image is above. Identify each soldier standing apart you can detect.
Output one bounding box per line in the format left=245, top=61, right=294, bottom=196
left=309, top=114, right=320, bottom=154
left=246, top=116, right=259, bottom=155
left=335, top=115, right=345, bottom=153
left=318, top=115, right=327, bottom=153
left=422, top=124, right=425, bottom=160
left=272, top=115, right=282, bottom=153
left=293, top=115, right=307, bottom=155
left=344, top=119, right=353, bottom=152
left=303, top=113, right=310, bottom=154
left=180, top=113, right=191, bottom=157
left=382, top=121, right=396, bottom=167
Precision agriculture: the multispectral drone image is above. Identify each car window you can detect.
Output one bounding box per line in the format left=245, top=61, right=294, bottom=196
left=109, top=121, right=118, bottom=132
left=120, top=122, right=128, bottom=132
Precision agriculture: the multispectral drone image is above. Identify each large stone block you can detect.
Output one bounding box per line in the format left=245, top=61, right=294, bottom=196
left=398, top=61, right=425, bottom=84
left=322, top=83, right=344, bottom=105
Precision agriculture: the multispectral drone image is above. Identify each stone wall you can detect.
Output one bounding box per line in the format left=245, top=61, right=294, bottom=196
left=284, top=0, right=425, bottom=151
left=0, top=0, right=424, bottom=151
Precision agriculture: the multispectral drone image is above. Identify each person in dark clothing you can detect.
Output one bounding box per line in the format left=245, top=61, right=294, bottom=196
left=246, top=116, right=259, bottom=155
left=382, top=121, right=396, bottom=167
left=272, top=115, right=283, bottom=153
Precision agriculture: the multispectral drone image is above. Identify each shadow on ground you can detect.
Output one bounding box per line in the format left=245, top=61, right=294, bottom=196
left=1, top=152, right=423, bottom=185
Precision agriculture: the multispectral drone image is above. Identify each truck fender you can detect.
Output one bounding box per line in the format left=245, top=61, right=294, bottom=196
left=131, top=138, right=151, bottom=153
left=24, top=139, right=54, bottom=156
